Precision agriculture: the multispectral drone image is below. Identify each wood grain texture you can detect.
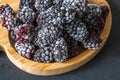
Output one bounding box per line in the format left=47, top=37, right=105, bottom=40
left=0, top=0, right=112, bottom=76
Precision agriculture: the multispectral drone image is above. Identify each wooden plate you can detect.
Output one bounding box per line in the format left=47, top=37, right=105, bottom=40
left=0, top=0, right=112, bottom=76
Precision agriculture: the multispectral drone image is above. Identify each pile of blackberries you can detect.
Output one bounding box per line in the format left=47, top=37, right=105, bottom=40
left=0, top=0, right=109, bottom=63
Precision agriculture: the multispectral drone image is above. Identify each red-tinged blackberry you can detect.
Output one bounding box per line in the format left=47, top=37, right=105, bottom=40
left=62, top=0, right=87, bottom=18
left=37, top=23, right=61, bottom=47
left=51, top=37, right=68, bottom=62
left=15, top=41, right=35, bottom=59
left=82, top=31, right=102, bottom=50
left=10, top=30, right=17, bottom=41
left=0, top=4, right=15, bottom=18
left=62, top=30, right=79, bottom=58
left=100, top=4, right=109, bottom=18
left=1, top=15, right=17, bottom=30
left=65, top=19, right=89, bottom=42
left=16, top=24, right=34, bottom=43
left=57, top=6, right=76, bottom=23
left=34, top=0, right=53, bottom=12
left=33, top=47, right=53, bottom=63
left=36, top=6, right=60, bottom=26
left=19, top=0, right=35, bottom=9
left=17, top=7, right=36, bottom=24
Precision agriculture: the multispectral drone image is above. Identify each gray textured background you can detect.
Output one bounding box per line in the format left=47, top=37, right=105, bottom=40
left=0, top=0, right=120, bottom=80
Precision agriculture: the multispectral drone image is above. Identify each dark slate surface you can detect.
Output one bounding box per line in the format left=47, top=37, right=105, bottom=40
left=0, top=0, right=120, bottom=80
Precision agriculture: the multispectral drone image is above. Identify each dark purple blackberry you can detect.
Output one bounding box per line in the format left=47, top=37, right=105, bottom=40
left=34, top=0, right=53, bottom=12
left=65, top=19, right=89, bottom=42
left=1, top=15, right=17, bottom=30
left=100, top=4, right=109, bottom=18
left=82, top=31, right=102, bottom=49
left=62, top=30, right=79, bottom=58
left=57, top=6, right=76, bottom=23
left=51, top=37, right=68, bottom=62
left=19, top=0, right=35, bottom=9
left=10, top=30, right=17, bottom=41
left=82, top=4, right=104, bottom=35
left=37, top=23, right=61, bottom=47
left=33, top=47, right=53, bottom=63
left=16, top=24, right=34, bottom=43
left=0, top=4, right=15, bottom=18
left=62, top=0, right=87, bottom=18
left=17, top=7, right=36, bottom=24
left=15, top=41, right=35, bottom=59
left=36, top=6, right=60, bottom=26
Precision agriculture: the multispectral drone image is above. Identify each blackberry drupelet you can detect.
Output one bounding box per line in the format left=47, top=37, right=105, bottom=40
left=15, top=41, right=35, bottom=59
left=0, top=4, right=15, bottom=18
left=17, top=7, right=36, bottom=24
left=35, top=0, right=53, bottom=12
left=62, top=30, right=79, bottom=58
left=65, top=19, right=89, bottom=42
left=82, top=31, right=102, bottom=49
left=37, top=23, right=61, bottom=47
left=33, top=47, right=53, bottom=63
left=16, top=24, right=34, bottom=43
left=19, top=0, right=35, bottom=9
left=1, top=15, right=17, bottom=30
left=51, top=37, right=68, bottom=62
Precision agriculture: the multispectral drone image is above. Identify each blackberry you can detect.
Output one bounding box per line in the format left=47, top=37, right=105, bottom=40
left=33, top=47, right=53, bottom=63
left=62, top=0, right=87, bottom=18
left=62, top=30, right=79, bottom=58
left=36, top=6, right=60, bottom=26
left=100, top=4, right=109, bottom=18
left=16, top=24, right=34, bottom=43
left=82, top=31, right=102, bottom=49
left=37, top=23, right=61, bottom=47
left=51, top=37, right=68, bottom=62
left=82, top=4, right=104, bottom=35
left=65, top=19, right=89, bottom=42
left=17, top=7, right=36, bottom=24
left=57, top=6, right=76, bottom=23
left=1, top=15, right=17, bottom=30
left=19, top=0, right=35, bottom=9
left=34, top=0, right=53, bottom=12
left=0, top=4, right=15, bottom=18
left=15, top=41, right=35, bottom=59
